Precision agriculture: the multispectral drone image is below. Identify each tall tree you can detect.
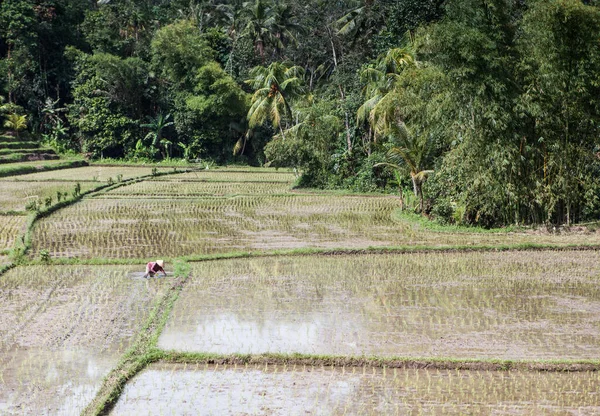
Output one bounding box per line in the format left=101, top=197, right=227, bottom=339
left=245, top=61, right=304, bottom=136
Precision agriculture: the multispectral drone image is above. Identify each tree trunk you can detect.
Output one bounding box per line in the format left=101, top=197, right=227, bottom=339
left=398, top=187, right=404, bottom=211
left=7, top=45, right=13, bottom=104
left=345, top=112, right=352, bottom=153
left=326, top=27, right=338, bottom=69
left=279, top=125, right=286, bottom=141
left=411, top=174, right=423, bottom=213
left=338, top=85, right=352, bottom=153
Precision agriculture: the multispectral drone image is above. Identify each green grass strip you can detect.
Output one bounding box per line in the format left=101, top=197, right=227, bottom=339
left=0, top=210, right=28, bottom=216
left=0, top=153, right=57, bottom=164
left=81, top=260, right=190, bottom=416
left=0, top=159, right=87, bottom=178
left=179, top=243, right=600, bottom=262
left=13, top=242, right=600, bottom=267
left=158, top=351, right=600, bottom=373
left=0, top=140, right=39, bottom=149
left=0, top=147, right=54, bottom=155
left=0, top=262, right=15, bottom=276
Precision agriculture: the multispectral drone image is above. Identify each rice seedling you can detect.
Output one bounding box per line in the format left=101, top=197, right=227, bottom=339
left=110, top=362, right=600, bottom=415
left=1, top=166, right=170, bottom=182
left=100, top=180, right=294, bottom=198
left=0, top=348, right=117, bottom=415
left=150, top=170, right=296, bottom=183
left=31, top=192, right=600, bottom=259
left=30, top=195, right=405, bottom=258
left=0, top=264, right=170, bottom=415
left=0, top=265, right=169, bottom=351
left=9, top=165, right=600, bottom=413
left=0, top=181, right=99, bottom=212
left=217, top=165, right=295, bottom=173
left=0, top=215, right=28, bottom=251
left=159, top=252, right=600, bottom=359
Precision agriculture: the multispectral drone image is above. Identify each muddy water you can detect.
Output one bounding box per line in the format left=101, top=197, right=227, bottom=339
left=159, top=252, right=600, bottom=358
left=0, top=265, right=170, bottom=414
left=0, top=348, right=116, bottom=415
left=111, top=363, right=600, bottom=415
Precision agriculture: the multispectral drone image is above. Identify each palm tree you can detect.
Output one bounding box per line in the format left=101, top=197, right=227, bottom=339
left=0, top=96, right=8, bottom=114
left=374, top=117, right=433, bottom=213
left=3, top=113, right=27, bottom=137
left=240, top=0, right=277, bottom=62
left=336, top=0, right=381, bottom=46
left=245, top=62, right=305, bottom=137
left=271, top=3, right=302, bottom=54
left=357, top=46, right=415, bottom=152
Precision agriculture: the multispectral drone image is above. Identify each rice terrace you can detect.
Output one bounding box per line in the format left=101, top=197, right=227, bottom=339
left=1, top=162, right=600, bottom=415
left=1, top=0, right=600, bottom=414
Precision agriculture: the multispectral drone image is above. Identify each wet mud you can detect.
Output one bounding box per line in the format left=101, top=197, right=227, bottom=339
left=159, top=252, right=600, bottom=359
left=110, top=362, right=600, bottom=415
left=0, top=348, right=117, bottom=415
left=0, top=265, right=169, bottom=414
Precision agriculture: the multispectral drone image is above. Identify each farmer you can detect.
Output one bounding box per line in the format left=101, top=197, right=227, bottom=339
left=143, top=259, right=167, bottom=278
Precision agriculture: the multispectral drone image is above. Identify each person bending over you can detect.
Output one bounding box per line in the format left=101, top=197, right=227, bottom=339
left=143, top=259, right=166, bottom=278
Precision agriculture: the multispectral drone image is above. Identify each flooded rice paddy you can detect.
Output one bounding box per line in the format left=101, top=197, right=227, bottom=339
left=0, top=265, right=169, bottom=414
left=3, top=166, right=600, bottom=413
left=2, top=165, right=170, bottom=182
left=111, top=363, right=600, bottom=415
left=31, top=194, right=600, bottom=259
left=0, top=348, right=116, bottom=415
left=0, top=215, right=27, bottom=251
left=151, top=169, right=296, bottom=183
left=160, top=252, right=600, bottom=359
left=100, top=179, right=294, bottom=197
left=0, top=181, right=98, bottom=212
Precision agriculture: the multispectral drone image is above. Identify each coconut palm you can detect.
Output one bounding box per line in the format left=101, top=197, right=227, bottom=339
left=357, top=46, right=415, bottom=150
left=240, top=0, right=277, bottom=62
left=245, top=61, right=305, bottom=137
left=271, top=2, right=302, bottom=54
left=374, top=118, right=433, bottom=213
left=336, top=0, right=381, bottom=46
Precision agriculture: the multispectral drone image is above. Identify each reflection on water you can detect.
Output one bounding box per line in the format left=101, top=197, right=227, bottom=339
left=0, top=348, right=117, bottom=415
left=163, top=311, right=366, bottom=354
left=111, top=363, right=600, bottom=415
left=159, top=252, right=600, bottom=358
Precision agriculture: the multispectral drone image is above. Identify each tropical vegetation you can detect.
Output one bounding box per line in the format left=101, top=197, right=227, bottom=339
left=0, top=0, right=599, bottom=226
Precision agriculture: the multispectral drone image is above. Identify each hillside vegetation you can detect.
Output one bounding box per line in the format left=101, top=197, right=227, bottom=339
left=1, top=0, right=599, bottom=226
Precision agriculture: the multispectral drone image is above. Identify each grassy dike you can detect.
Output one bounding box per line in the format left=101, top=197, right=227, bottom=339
left=17, top=242, right=600, bottom=267
left=82, top=260, right=190, bottom=416
left=158, top=352, right=600, bottom=373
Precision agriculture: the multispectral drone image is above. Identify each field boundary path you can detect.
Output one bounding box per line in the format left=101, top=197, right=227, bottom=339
left=2, top=164, right=599, bottom=415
